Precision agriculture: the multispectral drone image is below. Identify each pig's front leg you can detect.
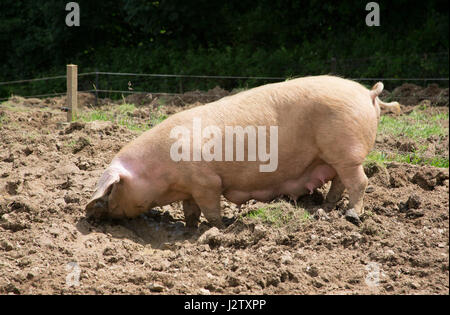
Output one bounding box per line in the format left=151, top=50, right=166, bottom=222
left=336, top=165, right=368, bottom=226
left=183, top=199, right=201, bottom=228
left=191, top=174, right=224, bottom=229
left=193, top=193, right=224, bottom=229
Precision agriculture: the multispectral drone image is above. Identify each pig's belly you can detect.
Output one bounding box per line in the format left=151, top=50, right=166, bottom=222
left=223, top=162, right=336, bottom=206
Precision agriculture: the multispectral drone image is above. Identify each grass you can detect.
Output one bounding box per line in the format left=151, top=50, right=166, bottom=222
left=74, top=102, right=167, bottom=133
left=157, top=97, right=168, bottom=106
left=365, top=150, right=449, bottom=168
left=65, top=139, right=78, bottom=148
left=0, top=101, right=30, bottom=112
left=0, top=114, right=8, bottom=127
left=150, top=109, right=168, bottom=126
left=245, top=201, right=311, bottom=227
left=1, top=98, right=168, bottom=133
left=368, top=108, right=449, bottom=168
left=378, top=109, right=448, bottom=140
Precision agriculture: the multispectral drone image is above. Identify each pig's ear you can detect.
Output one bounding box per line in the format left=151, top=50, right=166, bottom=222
left=86, top=168, right=121, bottom=209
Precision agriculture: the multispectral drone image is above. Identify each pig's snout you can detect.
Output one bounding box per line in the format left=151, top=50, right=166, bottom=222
left=85, top=198, right=109, bottom=219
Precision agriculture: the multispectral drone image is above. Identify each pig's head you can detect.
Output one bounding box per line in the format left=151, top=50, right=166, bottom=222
left=85, top=166, right=142, bottom=219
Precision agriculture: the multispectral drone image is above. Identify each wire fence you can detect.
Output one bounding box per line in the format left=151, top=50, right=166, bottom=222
left=0, top=72, right=449, bottom=100
left=0, top=58, right=449, bottom=103
left=0, top=51, right=448, bottom=99
left=1, top=72, right=448, bottom=87
left=1, top=51, right=448, bottom=100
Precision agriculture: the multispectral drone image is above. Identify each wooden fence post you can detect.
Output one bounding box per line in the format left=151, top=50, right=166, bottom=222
left=179, top=78, right=183, bottom=94
left=95, top=69, right=99, bottom=106
left=66, top=64, right=78, bottom=122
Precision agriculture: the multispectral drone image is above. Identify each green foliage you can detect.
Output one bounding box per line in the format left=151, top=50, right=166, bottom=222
left=0, top=1, right=448, bottom=98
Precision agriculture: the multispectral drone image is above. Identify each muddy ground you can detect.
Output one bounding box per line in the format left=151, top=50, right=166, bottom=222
left=0, top=84, right=448, bottom=295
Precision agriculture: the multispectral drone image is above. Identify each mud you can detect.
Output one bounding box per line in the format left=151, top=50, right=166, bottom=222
left=0, top=88, right=448, bottom=295
left=389, top=83, right=449, bottom=107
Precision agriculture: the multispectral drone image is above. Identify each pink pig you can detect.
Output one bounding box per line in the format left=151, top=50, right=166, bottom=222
left=86, top=75, right=400, bottom=227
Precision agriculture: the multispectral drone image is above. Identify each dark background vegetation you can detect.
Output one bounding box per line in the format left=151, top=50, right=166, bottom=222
left=0, top=0, right=448, bottom=98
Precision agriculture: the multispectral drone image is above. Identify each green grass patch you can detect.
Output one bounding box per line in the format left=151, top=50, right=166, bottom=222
left=157, top=97, right=168, bottom=106
left=378, top=109, right=448, bottom=140
left=150, top=109, right=168, bottom=126
left=117, top=102, right=136, bottom=114
left=366, top=150, right=449, bottom=168
left=0, top=101, right=30, bottom=112
left=65, top=139, right=78, bottom=148
left=0, top=114, right=8, bottom=127
left=245, top=201, right=311, bottom=227
left=73, top=102, right=167, bottom=132
left=374, top=108, right=449, bottom=167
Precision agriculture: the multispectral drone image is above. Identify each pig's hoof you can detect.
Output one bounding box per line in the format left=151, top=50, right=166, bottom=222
left=323, top=202, right=337, bottom=212
left=185, top=219, right=199, bottom=229
left=208, top=220, right=225, bottom=230
left=345, top=209, right=362, bottom=226
left=214, top=223, right=225, bottom=230
left=222, top=216, right=236, bottom=226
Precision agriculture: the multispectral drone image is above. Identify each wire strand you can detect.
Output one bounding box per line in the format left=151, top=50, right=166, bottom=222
left=0, top=71, right=448, bottom=86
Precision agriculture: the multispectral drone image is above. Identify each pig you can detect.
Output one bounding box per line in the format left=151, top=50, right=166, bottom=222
left=86, top=75, right=394, bottom=227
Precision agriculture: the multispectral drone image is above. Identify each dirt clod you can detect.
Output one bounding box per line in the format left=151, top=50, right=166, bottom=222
left=407, top=194, right=422, bottom=209
left=305, top=265, right=319, bottom=277
left=148, top=283, right=165, bottom=292
left=198, top=227, right=222, bottom=248
left=313, top=208, right=330, bottom=221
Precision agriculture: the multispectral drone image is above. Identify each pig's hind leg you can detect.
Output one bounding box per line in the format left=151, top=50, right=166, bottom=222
left=334, top=164, right=368, bottom=225
left=325, top=175, right=345, bottom=207
left=183, top=199, right=201, bottom=228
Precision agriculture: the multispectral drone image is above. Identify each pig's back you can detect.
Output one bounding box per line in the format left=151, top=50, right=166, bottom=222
left=120, top=75, right=377, bottom=196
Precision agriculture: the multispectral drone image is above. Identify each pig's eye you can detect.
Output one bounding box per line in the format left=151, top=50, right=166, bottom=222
left=93, top=199, right=106, bottom=209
